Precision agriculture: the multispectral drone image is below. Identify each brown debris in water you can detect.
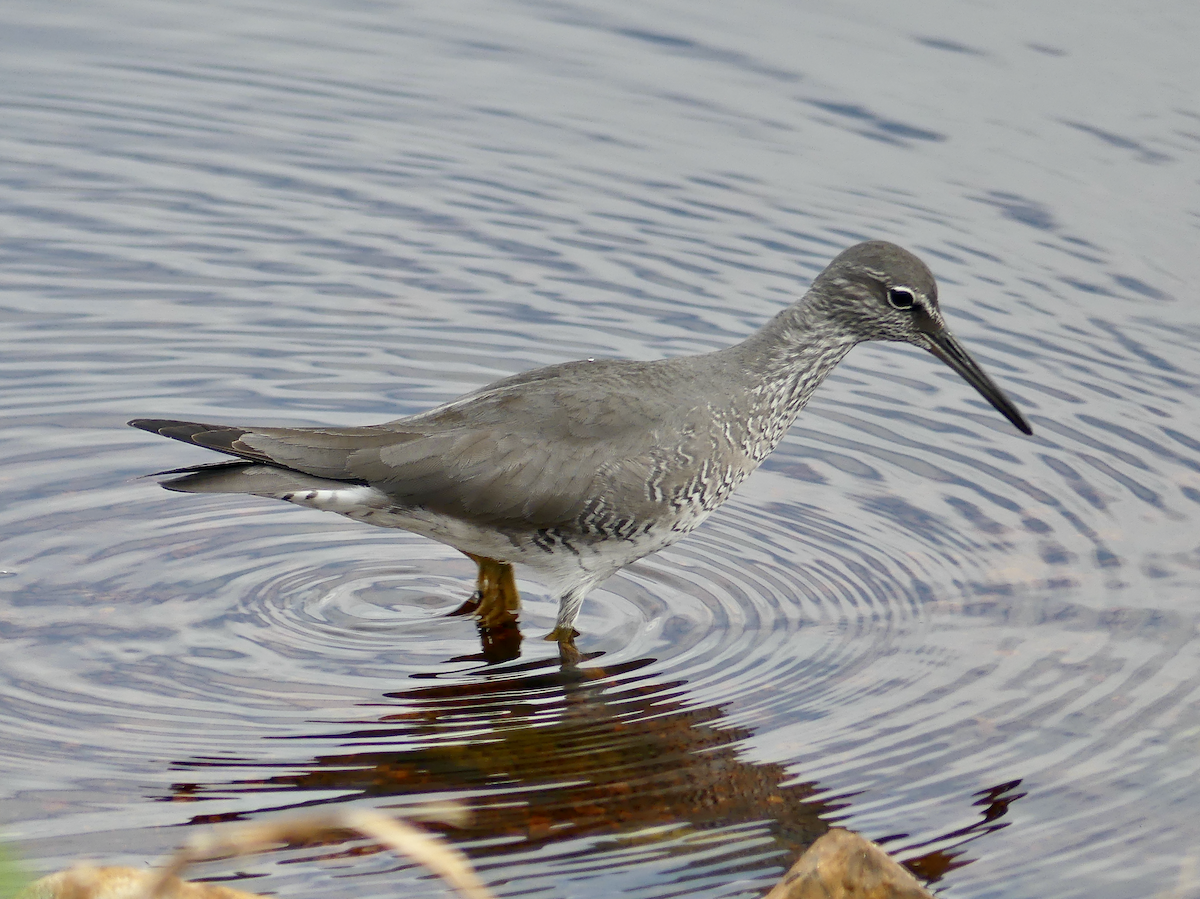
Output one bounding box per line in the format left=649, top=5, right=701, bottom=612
left=15, top=807, right=492, bottom=899
left=765, top=828, right=934, bottom=899
left=15, top=816, right=932, bottom=899
left=15, top=867, right=259, bottom=899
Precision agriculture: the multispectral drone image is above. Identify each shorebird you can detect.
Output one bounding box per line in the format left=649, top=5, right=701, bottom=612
left=131, top=241, right=1032, bottom=644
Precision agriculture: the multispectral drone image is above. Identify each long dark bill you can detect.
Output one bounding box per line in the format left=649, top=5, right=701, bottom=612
left=924, top=330, right=1033, bottom=435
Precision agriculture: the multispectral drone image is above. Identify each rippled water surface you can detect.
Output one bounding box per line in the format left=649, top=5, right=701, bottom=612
left=2, top=1, right=1199, bottom=897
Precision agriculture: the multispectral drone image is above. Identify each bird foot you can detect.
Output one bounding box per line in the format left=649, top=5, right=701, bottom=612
left=543, top=626, right=582, bottom=665
left=465, top=555, right=521, bottom=629
left=446, top=591, right=481, bottom=617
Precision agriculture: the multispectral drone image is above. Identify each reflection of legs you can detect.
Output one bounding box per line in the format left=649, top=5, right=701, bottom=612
left=467, top=553, right=520, bottom=628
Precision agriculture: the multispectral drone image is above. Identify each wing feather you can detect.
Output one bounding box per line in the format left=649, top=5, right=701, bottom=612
left=131, top=355, right=721, bottom=531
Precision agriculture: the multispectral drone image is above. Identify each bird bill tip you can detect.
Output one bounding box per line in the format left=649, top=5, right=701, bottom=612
left=924, top=330, right=1033, bottom=437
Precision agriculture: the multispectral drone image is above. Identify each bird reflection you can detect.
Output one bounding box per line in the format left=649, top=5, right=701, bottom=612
left=168, top=652, right=831, bottom=872
left=165, top=636, right=1023, bottom=887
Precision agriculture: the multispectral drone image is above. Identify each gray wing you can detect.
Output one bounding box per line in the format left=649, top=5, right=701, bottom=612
left=131, top=358, right=715, bottom=530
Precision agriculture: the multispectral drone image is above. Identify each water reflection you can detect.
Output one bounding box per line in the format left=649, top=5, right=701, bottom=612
left=171, top=656, right=830, bottom=860
left=881, top=780, right=1026, bottom=883
left=165, top=649, right=1021, bottom=888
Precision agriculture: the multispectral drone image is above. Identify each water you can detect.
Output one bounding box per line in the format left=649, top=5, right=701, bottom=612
left=2, top=1, right=1198, bottom=897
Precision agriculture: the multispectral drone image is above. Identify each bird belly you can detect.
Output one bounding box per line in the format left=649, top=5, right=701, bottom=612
left=276, top=483, right=712, bottom=601
left=275, top=485, right=522, bottom=556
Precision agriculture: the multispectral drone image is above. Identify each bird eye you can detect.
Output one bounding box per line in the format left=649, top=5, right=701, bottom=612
left=887, top=286, right=916, bottom=310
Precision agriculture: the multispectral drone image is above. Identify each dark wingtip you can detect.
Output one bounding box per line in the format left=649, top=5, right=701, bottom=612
left=127, top=417, right=258, bottom=458
left=128, top=418, right=220, bottom=438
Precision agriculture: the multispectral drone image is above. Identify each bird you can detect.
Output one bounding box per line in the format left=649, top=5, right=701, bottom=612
left=130, top=241, right=1032, bottom=645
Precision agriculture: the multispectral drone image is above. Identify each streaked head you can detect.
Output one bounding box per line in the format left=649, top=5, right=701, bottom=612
left=811, top=241, right=1032, bottom=435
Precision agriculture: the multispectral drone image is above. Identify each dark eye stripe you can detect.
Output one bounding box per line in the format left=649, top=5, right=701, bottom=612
left=887, top=286, right=916, bottom=310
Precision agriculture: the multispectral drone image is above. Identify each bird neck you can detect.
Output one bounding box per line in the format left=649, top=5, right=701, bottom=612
left=718, top=297, right=858, bottom=460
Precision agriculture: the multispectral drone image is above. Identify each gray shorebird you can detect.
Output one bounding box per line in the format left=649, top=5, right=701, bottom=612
left=131, top=241, right=1032, bottom=644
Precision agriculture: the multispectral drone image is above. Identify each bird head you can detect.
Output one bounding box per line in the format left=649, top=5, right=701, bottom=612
left=810, top=241, right=1033, bottom=435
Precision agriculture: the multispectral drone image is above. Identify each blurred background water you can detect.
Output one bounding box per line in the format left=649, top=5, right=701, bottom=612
left=1, top=1, right=1198, bottom=897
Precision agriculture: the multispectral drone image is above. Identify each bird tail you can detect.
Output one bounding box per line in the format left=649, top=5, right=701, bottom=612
left=152, top=461, right=359, bottom=497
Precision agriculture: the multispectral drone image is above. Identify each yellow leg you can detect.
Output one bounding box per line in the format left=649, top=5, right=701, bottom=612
left=466, top=553, right=521, bottom=628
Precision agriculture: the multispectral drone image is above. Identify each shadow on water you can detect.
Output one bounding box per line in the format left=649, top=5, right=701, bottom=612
left=162, top=635, right=1024, bottom=887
